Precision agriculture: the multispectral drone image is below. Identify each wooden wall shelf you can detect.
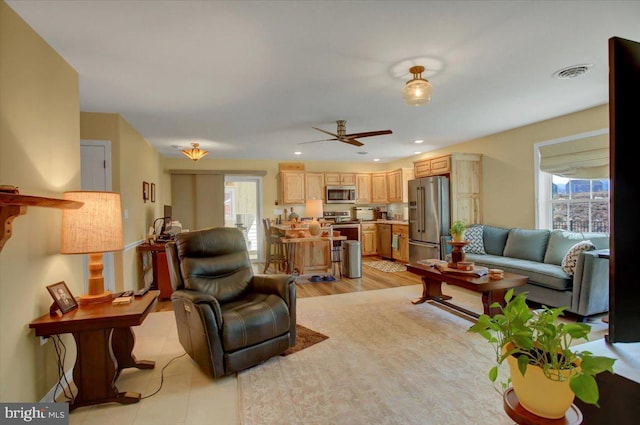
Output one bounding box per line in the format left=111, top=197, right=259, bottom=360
left=0, top=187, right=84, bottom=251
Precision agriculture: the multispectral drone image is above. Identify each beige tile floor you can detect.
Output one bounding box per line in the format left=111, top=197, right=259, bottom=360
left=66, top=311, right=240, bottom=425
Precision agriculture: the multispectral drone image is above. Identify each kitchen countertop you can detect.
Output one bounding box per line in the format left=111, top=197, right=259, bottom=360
left=363, top=219, right=409, bottom=225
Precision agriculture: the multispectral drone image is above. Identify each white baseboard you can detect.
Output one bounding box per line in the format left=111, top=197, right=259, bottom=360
left=40, top=368, right=74, bottom=403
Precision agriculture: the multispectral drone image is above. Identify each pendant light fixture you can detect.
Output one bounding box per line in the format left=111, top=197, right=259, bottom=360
left=182, top=142, right=208, bottom=161
left=402, top=65, right=433, bottom=106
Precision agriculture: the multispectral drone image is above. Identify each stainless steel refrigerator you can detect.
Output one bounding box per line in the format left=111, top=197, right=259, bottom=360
left=408, top=176, right=450, bottom=263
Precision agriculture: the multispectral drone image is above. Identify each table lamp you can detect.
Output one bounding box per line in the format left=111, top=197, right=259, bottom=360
left=61, top=191, right=124, bottom=305
left=305, top=199, right=323, bottom=236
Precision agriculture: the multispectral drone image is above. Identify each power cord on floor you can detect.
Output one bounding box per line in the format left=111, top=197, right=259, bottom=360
left=141, top=352, right=187, bottom=399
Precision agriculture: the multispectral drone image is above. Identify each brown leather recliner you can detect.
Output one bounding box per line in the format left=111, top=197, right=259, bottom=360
left=165, top=227, right=296, bottom=378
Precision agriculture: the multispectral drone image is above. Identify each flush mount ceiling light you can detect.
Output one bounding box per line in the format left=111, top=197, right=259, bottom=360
left=182, top=142, right=208, bottom=161
left=402, top=65, right=433, bottom=106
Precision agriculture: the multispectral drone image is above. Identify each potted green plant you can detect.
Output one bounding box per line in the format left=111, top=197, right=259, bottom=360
left=468, top=289, right=615, bottom=419
left=449, top=220, right=466, bottom=242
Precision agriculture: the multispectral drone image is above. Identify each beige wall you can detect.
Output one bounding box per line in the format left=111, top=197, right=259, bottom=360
left=81, top=113, right=164, bottom=291
left=0, top=0, right=81, bottom=402
left=389, top=105, right=609, bottom=228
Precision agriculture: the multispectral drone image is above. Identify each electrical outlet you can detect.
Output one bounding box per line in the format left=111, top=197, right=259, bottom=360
left=40, top=336, right=49, bottom=346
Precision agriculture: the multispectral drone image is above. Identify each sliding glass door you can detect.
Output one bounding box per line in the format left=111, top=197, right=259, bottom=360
left=224, top=176, right=262, bottom=261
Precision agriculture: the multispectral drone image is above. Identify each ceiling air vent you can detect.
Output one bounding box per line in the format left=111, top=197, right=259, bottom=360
left=553, top=64, right=593, bottom=79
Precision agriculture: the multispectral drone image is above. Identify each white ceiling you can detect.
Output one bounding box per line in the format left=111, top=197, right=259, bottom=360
left=7, top=1, right=640, bottom=163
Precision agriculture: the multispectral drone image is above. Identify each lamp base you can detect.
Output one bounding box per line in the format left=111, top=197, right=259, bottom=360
left=78, top=291, right=112, bottom=306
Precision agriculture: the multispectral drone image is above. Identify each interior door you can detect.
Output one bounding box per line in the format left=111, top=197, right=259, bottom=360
left=80, top=140, right=115, bottom=292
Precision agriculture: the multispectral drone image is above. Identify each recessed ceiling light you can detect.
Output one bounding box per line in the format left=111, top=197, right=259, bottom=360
left=357, top=151, right=368, bottom=155
left=294, top=151, right=302, bottom=155
left=414, top=140, right=424, bottom=144
left=414, top=151, right=422, bottom=155
left=373, top=158, right=380, bottom=162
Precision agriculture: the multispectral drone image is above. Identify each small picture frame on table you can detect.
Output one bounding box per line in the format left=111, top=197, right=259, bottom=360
left=143, top=181, right=149, bottom=202
left=47, top=281, right=78, bottom=314
left=151, top=183, right=156, bottom=203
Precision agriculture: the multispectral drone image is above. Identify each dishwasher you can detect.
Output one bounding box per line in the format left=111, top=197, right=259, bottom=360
left=377, top=223, right=392, bottom=259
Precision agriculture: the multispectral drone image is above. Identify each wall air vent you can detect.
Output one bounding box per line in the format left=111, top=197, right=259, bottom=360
left=553, top=64, right=593, bottom=79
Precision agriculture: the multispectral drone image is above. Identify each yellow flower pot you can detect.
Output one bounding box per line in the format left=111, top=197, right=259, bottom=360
left=506, top=352, right=576, bottom=419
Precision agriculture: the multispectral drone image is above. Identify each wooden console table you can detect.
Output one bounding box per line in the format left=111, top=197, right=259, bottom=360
left=137, top=242, right=173, bottom=299
left=29, top=291, right=159, bottom=410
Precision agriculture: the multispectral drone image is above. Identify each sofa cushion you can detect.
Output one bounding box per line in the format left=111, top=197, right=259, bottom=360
left=465, top=253, right=572, bottom=291
left=464, top=225, right=486, bottom=254
left=503, top=228, right=550, bottom=262
left=482, top=225, right=510, bottom=256
left=561, top=241, right=595, bottom=276
left=544, top=230, right=609, bottom=265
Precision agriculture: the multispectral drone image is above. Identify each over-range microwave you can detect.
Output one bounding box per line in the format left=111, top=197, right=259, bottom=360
left=326, top=185, right=357, bottom=204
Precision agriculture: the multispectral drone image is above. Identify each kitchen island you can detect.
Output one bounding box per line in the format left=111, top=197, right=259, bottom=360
left=272, top=223, right=345, bottom=276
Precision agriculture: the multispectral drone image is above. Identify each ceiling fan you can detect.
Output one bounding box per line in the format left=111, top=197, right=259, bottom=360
left=299, top=120, right=392, bottom=147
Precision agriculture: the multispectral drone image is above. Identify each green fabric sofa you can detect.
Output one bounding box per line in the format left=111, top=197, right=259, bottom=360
left=443, top=225, right=609, bottom=320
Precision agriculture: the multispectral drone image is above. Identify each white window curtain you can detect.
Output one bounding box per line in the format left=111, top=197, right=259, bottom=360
left=538, top=132, right=609, bottom=179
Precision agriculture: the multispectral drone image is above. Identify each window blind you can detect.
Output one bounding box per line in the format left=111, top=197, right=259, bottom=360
left=538, top=133, right=609, bottom=179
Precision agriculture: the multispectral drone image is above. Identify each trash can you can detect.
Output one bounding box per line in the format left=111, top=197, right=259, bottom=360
left=342, top=240, right=362, bottom=278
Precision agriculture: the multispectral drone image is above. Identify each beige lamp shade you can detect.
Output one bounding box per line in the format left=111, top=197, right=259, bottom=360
left=61, top=191, right=123, bottom=305
left=61, top=191, right=124, bottom=254
left=305, top=199, right=323, bottom=236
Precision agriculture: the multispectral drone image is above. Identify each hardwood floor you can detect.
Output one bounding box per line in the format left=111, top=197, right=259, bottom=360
left=154, top=257, right=419, bottom=311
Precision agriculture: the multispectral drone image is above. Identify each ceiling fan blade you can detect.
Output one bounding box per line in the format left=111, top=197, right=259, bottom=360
left=297, top=138, right=337, bottom=145
left=339, top=138, right=364, bottom=147
left=344, top=130, right=393, bottom=138
left=312, top=127, right=340, bottom=138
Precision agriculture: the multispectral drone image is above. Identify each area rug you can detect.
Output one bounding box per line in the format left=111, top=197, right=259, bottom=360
left=237, top=285, right=515, bottom=425
left=281, top=324, right=329, bottom=356
left=363, top=260, right=407, bottom=272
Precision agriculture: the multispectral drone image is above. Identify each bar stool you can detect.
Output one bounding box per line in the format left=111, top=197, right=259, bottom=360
left=330, top=230, right=342, bottom=278
left=263, top=219, right=288, bottom=274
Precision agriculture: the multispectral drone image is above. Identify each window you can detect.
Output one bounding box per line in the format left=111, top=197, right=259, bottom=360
left=535, top=129, right=610, bottom=233
left=539, top=174, right=609, bottom=233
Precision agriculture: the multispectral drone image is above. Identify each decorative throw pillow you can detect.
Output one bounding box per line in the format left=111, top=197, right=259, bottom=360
left=464, top=225, right=486, bottom=254
left=561, top=240, right=595, bottom=276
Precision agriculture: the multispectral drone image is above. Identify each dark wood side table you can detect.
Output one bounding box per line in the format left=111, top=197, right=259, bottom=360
left=503, top=387, right=583, bottom=425
left=29, top=291, right=160, bottom=410
left=137, top=242, right=173, bottom=299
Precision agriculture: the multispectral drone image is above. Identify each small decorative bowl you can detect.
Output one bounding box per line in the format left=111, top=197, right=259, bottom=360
left=457, top=261, right=474, bottom=271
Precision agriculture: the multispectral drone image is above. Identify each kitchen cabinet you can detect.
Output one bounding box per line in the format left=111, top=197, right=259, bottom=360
left=305, top=172, right=325, bottom=201
left=279, top=171, right=306, bottom=204
left=391, top=224, right=409, bottom=263
left=324, top=173, right=356, bottom=186
left=355, top=173, right=372, bottom=204
left=387, top=168, right=414, bottom=203
left=413, top=153, right=482, bottom=225
left=361, top=223, right=377, bottom=256
left=377, top=223, right=392, bottom=259
left=371, top=173, right=388, bottom=204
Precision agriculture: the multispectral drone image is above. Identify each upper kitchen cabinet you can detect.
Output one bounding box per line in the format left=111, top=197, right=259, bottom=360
left=371, top=173, right=388, bottom=204
left=324, top=173, right=356, bottom=186
left=387, top=168, right=414, bottom=203
left=305, top=172, right=325, bottom=201
left=279, top=171, right=306, bottom=204
left=413, top=153, right=482, bottom=224
left=355, top=173, right=372, bottom=204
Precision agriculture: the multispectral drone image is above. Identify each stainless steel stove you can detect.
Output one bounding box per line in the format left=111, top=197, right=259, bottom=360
left=323, top=211, right=361, bottom=241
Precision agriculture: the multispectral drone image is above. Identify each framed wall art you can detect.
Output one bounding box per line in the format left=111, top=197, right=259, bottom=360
left=143, top=181, right=149, bottom=202
left=151, top=183, right=156, bottom=203
left=47, top=281, right=78, bottom=314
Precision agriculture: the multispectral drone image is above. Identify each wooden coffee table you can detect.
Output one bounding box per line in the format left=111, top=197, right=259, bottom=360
left=407, top=263, right=528, bottom=318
